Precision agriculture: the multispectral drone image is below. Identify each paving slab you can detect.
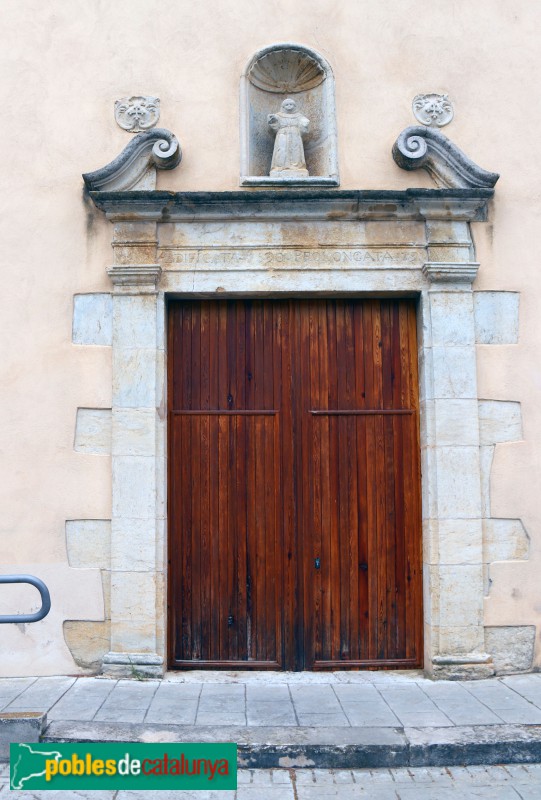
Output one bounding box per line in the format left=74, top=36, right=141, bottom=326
left=46, top=677, right=116, bottom=721
left=3, top=677, right=75, bottom=712
left=0, top=678, right=38, bottom=711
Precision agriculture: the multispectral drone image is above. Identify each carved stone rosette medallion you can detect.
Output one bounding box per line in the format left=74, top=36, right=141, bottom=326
left=114, top=96, right=160, bottom=132
left=412, top=93, right=454, bottom=127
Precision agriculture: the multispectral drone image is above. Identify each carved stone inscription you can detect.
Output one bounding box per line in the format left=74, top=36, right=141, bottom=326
left=158, top=247, right=425, bottom=269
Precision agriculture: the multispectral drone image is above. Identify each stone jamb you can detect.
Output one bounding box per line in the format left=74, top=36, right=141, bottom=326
left=96, top=189, right=494, bottom=680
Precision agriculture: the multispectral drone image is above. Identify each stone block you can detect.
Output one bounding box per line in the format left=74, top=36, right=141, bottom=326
left=72, top=293, right=112, bottom=346
left=438, top=625, right=485, bottom=654
left=426, top=519, right=483, bottom=565
left=420, top=446, right=438, bottom=519
left=426, top=220, right=470, bottom=244
left=65, top=519, right=111, bottom=569
left=438, top=565, right=484, bottom=627
left=474, top=291, right=519, bottom=344
left=423, top=564, right=440, bottom=626
left=431, top=346, right=477, bottom=399
left=74, top=408, right=112, bottom=454
left=109, top=619, right=159, bottom=654
left=478, top=400, right=522, bottom=445
left=112, top=348, right=157, bottom=408
left=102, top=653, right=163, bottom=681
left=0, top=712, right=46, bottom=759
left=485, top=626, right=536, bottom=674
left=111, top=518, right=156, bottom=571
left=429, top=292, right=475, bottom=346
left=112, top=456, right=156, bottom=518
left=483, top=518, right=529, bottom=562
left=479, top=445, right=494, bottom=518
left=113, top=295, right=157, bottom=349
left=434, top=399, right=479, bottom=446
left=110, top=571, right=158, bottom=620
left=63, top=620, right=111, bottom=673
left=419, top=399, right=435, bottom=448
left=112, top=408, right=156, bottom=456
left=434, top=447, right=482, bottom=518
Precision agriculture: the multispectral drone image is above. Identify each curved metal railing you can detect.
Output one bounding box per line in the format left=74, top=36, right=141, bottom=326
left=0, top=575, right=51, bottom=623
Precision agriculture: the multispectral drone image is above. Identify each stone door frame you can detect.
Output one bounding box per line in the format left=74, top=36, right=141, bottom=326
left=91, top=188, right=495, bottom=680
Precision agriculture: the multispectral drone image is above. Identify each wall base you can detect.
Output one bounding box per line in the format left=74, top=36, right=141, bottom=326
left=430, top=653, right=495, bottom=680
left=102, top=652, right=164, bottom=679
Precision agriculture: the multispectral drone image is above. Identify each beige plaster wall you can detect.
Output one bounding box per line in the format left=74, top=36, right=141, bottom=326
left=1, top=0, right=540, bottom=675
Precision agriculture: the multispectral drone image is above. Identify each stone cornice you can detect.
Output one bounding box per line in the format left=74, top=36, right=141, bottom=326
left=423, top=261, right=480, bottom=284
left=87, top=188, right=494, bottom=223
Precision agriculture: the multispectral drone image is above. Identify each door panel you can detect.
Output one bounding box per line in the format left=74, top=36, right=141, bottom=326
left=168, top=298, right=422, bottom=670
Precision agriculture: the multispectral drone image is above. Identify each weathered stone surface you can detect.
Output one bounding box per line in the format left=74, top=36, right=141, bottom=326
left=113, top=296, right=158, bottom=349
left=0, top=712, right=45, bottom=759
left=474, top=291, right=519, bottom=344
left=484, top=518, right=529, bottom=563
left=74, top=408, right=112, bottom=454
left=479, top=444, right=495, bottom=518
left=485, top=626, right=536, bottom=675
left=83, top=129, right=181, bottom=191
left=114, top=96, right=160, bottom=132
left=42, top=719, right=541, bottom=768
left=63, top=620, right=111, bottom=673
left=434, top=399, right=479, bottom=446
left=88, top=188, right=493, bottom=222
left=112, top=349, right=157, bottom=408
left=111, top=519, right=156, bottom=571
left=112, top=409, right=156, bottom=457
left=65, top=520, right=111, bottom=569
left=478, top=400, right=522, bottom=444
left=72, top=293, right=112, bottom=346
left=429, top=293, right=476, bottom=346
left=392, top=126, right=500, bottom=189
left=434, top=448, right=482, bottom=519
left=438, top=565, right=484, bottom=627
left=112, top=456, right=156, bottom=518
left=425, top=519, right=483, bottom=565
left=413, top=93, right=454, bottom=127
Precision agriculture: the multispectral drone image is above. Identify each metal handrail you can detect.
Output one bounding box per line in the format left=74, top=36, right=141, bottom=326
left=0, top=575, right=51, bottom=623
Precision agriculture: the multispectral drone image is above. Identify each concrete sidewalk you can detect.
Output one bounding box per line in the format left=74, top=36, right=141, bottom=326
left=2, top=671, right=541, bottom=768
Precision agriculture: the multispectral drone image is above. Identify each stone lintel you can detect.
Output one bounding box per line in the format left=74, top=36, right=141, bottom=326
left=88, top=188, right=493, bottom=223
left=107, top=264, right=161, bottom=293
left=423, top=262, right=479, bottom=284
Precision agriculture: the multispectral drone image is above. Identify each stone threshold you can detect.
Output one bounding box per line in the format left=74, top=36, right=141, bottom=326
left=159, top=669, right=427, bottom=684
left=43, top=721, right=541, bottom=769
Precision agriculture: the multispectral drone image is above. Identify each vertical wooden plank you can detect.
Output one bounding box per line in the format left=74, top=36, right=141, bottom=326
left=307, top=300, right=321, bottom=667
left=391, top=302, right=405, bottom=659
left=380, top=304, right=396, bottom=659
left=208, top=305, right=220, bottom=660
left=353, top=302, right=369, bottom=660
left=263, top=303, right=277, bottom=663
left=280, top=301, right=296, bottom=669
left=317, top=300, right=332, bottom=663
left=362, top=303, right=377, bottom=660
left=335, top=301, right=350, bottom=661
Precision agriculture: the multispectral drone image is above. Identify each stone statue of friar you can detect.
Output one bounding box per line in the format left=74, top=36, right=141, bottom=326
left=268, top=98, right=310, bottom=178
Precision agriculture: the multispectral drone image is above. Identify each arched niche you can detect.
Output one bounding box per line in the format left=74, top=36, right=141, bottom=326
left=240, top=43, right=339, bottom=186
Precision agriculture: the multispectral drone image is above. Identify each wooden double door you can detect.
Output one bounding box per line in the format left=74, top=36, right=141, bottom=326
left=168, top=298, right=422, bottom=670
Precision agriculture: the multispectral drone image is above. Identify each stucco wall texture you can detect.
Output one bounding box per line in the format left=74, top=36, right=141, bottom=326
left=0, top=0, right=539, bottom=675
